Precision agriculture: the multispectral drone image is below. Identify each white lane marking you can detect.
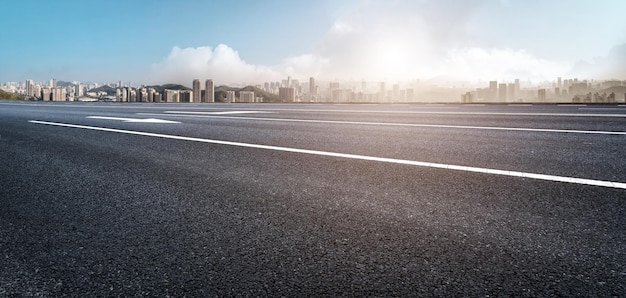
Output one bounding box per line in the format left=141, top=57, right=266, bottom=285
left=579, top=107, right=626, bottom=110
left=28, top=120, right=626, bottom=190
left=558, top=104, right=587, bottom=106
left=139, top=113, right=626, bottom=135
left=86, top=116, right=180, bottom=123
left=163, top=110, right=626, bottom=118
left=507, top=104, right=533, bottom=106
left=195, top=111, right=273, bottom=115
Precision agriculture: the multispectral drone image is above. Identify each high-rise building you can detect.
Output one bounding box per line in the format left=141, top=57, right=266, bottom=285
left=406, top=88, right=415, bottom=102
left=75, top=83, right=83, bottom=97
left=379, top=82, right=386, bottom=101
left=41, top=88, right=52, bottom=101
left=309, top=77, right=316, bottom=94
left=192, top=79, right=201, bottom=103
left=179, top=90, right=192, bottom=102
left=514, top=79, right=520, bottom=97
left=25, top=79, right=34, bottom=97
left=240, top=91, right=255, bottom=103
left=507, top=83, right=515, bottom=101
left=489, top=81, right=498, bottom=100
left=498, top=83, right=507, bottom=101
left=164, top=89, right=179, bottom=102
left=278, top=87, right=295, bottom=102
left=538, top=89, right=546, bottom=101
left=205, top=79, right=214, bottom=102
left=393, top=84, right=400, bottom=101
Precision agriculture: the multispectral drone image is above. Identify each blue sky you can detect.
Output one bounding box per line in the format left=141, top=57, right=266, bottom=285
left=2, top=0, right=625, bottom=85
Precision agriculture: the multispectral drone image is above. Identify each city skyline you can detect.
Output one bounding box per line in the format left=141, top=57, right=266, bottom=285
left=1, top=0, right=625, bottom=85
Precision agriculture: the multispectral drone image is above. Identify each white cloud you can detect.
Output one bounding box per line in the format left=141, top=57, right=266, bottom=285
left=150, top=44, right=281, bottom=86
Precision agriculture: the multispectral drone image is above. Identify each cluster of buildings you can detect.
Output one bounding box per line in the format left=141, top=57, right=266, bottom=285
left=114, top=79, right=215, bottom=103
left=2, top=76, right=625, bottom=103
left=462, top=78, right=625, bottom=103
left=13, top=79, right=90, bottom=101
left=259, top=77, right=419, bottom=103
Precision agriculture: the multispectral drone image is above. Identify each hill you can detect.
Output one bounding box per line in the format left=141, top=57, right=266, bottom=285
left=600, top=86, right=626, bottom=95
left=146, top=84, right=191, bottom=94
left=0, top=89, right=25, bottom=100
left=214, top=85, right=281, bottom=103
left=88, top=85, right=117, bottom=96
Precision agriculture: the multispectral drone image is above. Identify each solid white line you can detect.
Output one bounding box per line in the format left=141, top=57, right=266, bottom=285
left=579, top=107, right=626, bottom=110
left=163, top=110, right=626, bottom=118
left=28, top=120, right=626, bottom=190
left=138, top=113, right=626, bottom=135
left=195, top=111, right=272, bottom=115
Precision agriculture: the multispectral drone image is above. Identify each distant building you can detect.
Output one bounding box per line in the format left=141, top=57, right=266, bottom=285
left=240, top=91, right=255, bottom=103
left=498, top=83, right=507, bottom=101
left=192, top=79, right=201, bottom=102
left=278, top=87, right=295, bottom=102
left=179, top=90, right=193, bottom=103
left=309, top=77, right=316, bottom=94
left=204, top=79, right=214, bottom=102
left=25, top=79, right=34, bottom=97
left=507, top=83, right=515, bottom=101
left=329, top=82, right=340, bottom=101
left=41, top=88, right=51, bottom=101
left=538, top=89, right=546, bottom=101
left=489, top=81, right=498, bottom=100
left=164, top=89, right=179, bottom=103
left=392, top=84, right=399, bottom=101
left=406, top=88, right=415, bottom=102
left=461, top=91, right=474, bottom=103
left=51, top=87, right=66, bottom=101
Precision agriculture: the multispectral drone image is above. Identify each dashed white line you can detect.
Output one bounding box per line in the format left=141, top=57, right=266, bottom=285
left=28, top=120, right=626, bottom=190
left=139, top=113, right=626, bottom=135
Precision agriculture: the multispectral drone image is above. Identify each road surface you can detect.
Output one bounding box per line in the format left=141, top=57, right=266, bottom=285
left=1, top=100, right=625, bottom=296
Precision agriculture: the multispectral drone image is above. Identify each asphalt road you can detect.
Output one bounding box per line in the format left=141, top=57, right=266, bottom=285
left=1, top=100, right=625, bottom=296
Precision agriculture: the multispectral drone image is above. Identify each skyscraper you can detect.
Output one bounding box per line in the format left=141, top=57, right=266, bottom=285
left=498, top=83, right=507, bottom=101
left=278, top=87, right=295, bottom=102
left=205, top=79, right=214, bottom=102
left=489, top=81, right=498, bottom=100
left=309, top=77, right=316, bottom=94
left=192, top=79, right=201, bottom=103
left=507, top=83, right=515, bottom=101
left=25, top=79, right=34, bottom=97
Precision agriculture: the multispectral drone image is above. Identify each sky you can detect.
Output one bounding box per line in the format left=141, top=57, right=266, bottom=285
left=1, top=0, right=625, bottom=86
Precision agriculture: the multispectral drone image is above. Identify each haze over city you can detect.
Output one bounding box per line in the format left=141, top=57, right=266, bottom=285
left=2, top=0, right=625, bottom=86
